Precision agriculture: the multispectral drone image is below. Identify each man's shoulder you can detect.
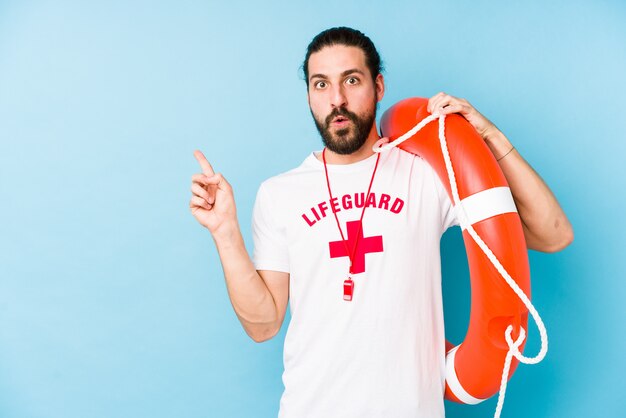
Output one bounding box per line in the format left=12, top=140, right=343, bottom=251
left=259, top=152, right=320, bottom=190
left=383, top=146, right=430, bottom=172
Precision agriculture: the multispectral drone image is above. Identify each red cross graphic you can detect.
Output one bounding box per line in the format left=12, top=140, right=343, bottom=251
left=329, top=220, right=384, bottom=274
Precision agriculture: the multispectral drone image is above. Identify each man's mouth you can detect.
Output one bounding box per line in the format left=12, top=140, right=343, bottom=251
left=331, top=115, right=350, bottom=125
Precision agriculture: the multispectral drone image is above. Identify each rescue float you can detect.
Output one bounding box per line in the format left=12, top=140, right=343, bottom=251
left=374, top=97, right=548, bottom=417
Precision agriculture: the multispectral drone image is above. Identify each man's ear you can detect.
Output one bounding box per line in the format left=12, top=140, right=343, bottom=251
left=375, top=74, right=385, bottom=102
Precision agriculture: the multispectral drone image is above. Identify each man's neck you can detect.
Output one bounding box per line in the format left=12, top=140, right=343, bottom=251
left=317, top=129, right=381, bottom=165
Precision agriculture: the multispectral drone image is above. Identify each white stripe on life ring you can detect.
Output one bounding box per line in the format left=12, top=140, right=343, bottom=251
left=446, top=345, right=486, bottom=404
left=456, top=186, right=518, bottom=231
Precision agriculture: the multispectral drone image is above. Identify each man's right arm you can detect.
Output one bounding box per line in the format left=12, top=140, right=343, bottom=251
left=190, top=150, right=289, bottom=343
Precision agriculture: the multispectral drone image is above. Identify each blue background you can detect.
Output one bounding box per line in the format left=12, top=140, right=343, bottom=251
left=1, top=1, right=624, bottom=417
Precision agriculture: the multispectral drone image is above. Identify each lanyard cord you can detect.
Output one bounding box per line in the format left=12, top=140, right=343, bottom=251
left=322, top=148, right=381, bottom=275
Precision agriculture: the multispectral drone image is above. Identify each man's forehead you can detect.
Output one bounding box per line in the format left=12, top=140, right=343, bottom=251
left=308, top=45, right=369, bottom=79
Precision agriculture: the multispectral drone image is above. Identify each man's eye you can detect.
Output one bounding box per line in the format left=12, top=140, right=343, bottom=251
left=346, top=77, right=358, bottom=85
left=315, top=81, right=327, bottom=89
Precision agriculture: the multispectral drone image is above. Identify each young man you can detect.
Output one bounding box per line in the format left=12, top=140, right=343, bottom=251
left=189, top=27, right=572, bottom=418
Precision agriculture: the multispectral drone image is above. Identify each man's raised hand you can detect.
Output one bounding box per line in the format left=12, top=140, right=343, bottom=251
left=190, top=150, right=237, bottom=236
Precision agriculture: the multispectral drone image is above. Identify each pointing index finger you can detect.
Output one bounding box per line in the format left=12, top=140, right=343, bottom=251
left=194, top=150, right=215, bottom=176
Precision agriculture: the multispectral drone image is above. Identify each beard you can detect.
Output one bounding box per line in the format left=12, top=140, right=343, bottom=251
left=311, top=99, right=377, bottom=155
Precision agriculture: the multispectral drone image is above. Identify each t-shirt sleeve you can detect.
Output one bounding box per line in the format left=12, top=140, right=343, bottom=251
left=251, top=182, right=290, bottom=273
left=434, top=172, right=459, bottom=233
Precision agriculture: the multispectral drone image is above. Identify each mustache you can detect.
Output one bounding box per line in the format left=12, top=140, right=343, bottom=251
left=325, top=107, right=358, bottom=127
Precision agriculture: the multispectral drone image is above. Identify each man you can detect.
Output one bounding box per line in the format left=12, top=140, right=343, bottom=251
left=189, top=27, right=572, bottom=418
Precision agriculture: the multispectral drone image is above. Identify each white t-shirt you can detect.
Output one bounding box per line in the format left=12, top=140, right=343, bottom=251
left=252, top=147, right=458, bottom=418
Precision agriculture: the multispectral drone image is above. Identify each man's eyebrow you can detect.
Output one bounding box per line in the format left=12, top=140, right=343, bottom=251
left=309, top=73, right=327, bottom=81
left=341, top=69, right=365, bottom=77
left=309, top=69, right=366, bottom=81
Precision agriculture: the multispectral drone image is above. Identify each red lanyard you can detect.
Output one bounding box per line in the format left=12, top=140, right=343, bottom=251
left=322, top=148, right=381, bottom=301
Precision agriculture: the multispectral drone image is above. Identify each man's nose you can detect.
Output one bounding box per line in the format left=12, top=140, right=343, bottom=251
left=330, top=85, right=347, bottom=108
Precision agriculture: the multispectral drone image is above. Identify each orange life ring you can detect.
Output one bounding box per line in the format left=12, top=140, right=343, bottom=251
left=379, top=97, right=531, bottom=404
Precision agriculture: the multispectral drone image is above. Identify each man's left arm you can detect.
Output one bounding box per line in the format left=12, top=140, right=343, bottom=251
left=428, top=92, right=574, bottom=253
